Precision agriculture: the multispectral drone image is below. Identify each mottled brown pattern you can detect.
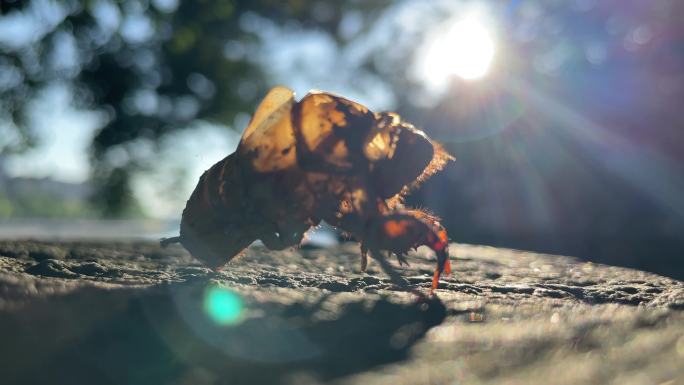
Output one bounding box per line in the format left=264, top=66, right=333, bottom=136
left=172, top=87, right=453, bottom=290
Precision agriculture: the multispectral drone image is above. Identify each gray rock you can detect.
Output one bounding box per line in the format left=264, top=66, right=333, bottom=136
left=0, top=241, right=682, bottom=385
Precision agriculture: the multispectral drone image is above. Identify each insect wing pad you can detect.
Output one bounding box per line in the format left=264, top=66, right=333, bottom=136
left=238, top=86, right=298, bottom=172
left=294, top=92, right=375, bottom=173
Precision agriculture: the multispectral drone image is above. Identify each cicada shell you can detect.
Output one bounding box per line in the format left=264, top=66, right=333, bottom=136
left=168, top=86, right=454, bottom=292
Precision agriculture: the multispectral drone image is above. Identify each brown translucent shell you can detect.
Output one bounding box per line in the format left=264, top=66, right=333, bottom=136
left=179, top=86, right=454, bottom=289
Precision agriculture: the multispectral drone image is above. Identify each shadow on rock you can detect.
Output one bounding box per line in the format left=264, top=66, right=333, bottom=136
left=1, top=281, right=446, bottom=385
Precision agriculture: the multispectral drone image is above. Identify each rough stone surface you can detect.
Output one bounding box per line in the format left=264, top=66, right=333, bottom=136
left=1, top=240, right=683, bottom=385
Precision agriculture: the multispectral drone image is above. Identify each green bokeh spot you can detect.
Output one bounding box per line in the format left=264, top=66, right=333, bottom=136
left=204, top=286, right=243, bottom=325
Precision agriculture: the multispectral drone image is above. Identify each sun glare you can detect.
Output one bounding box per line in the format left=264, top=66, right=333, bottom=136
left=418, top=14, right=496, bottom=87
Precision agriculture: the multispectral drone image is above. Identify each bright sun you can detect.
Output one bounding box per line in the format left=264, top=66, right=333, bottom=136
left=418, top=15, right=496, bottom=87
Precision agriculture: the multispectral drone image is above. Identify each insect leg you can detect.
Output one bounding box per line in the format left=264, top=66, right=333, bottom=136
left=260, top=232, right=291, bottom=250
left=365, top=210, right=451, bottom=294
left=395, top=252, right=409, bottom=266
left=431, top=242, right=450, bottom=293
left=259, top=219, right=311, bottom=250
left=360, top=244, right=369, bottom=272
left=368, top=250, right=410, bottom=289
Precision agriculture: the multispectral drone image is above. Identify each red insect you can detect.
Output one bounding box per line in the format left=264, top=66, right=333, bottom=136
left=163, top=86, right=454, bottom=292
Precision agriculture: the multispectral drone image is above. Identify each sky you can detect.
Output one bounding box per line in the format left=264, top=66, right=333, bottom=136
left=4, top=83, right=101, bottom=183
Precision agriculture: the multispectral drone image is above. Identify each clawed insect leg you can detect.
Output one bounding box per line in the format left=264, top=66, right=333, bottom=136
left=369, top=250, right=427, bottom=299
left=369, top=250, right=409, bottom=289
left=395, top=252, right=409, bottom=266
left=260, top=232, right=292, bottom=250
left=430, top=245, right=450, bottom=294
left=365, top=209, right=451, bottom=294
left=260, top=222, right=307, bottom=250
left=360, top=244, right=369, bottom=272
left=260, top=228, right=304, bottom=250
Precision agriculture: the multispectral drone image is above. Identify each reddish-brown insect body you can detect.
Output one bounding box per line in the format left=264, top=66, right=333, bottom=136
left=164, top=87, right=454, bottom=292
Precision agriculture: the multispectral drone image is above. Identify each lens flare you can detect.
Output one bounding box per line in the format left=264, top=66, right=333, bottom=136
left=203, top=286, right=244, bottom=325
left=417, top=13, right=496, bottom=88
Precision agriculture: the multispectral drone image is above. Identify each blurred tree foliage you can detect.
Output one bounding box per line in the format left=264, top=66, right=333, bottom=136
left=0, top=190, right=97, bottom=218
left=0, top=0, right=389, bottom=216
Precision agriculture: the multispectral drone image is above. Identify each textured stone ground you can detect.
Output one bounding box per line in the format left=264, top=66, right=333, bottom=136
left=1, top=240, right=683, bottom=385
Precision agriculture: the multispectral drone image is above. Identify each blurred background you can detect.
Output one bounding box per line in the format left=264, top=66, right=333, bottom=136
left=0, top=0, right=682, bottom=279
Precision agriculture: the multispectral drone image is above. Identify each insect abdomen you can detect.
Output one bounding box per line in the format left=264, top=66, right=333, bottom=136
left=179, top=154, right=254, bottom=267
